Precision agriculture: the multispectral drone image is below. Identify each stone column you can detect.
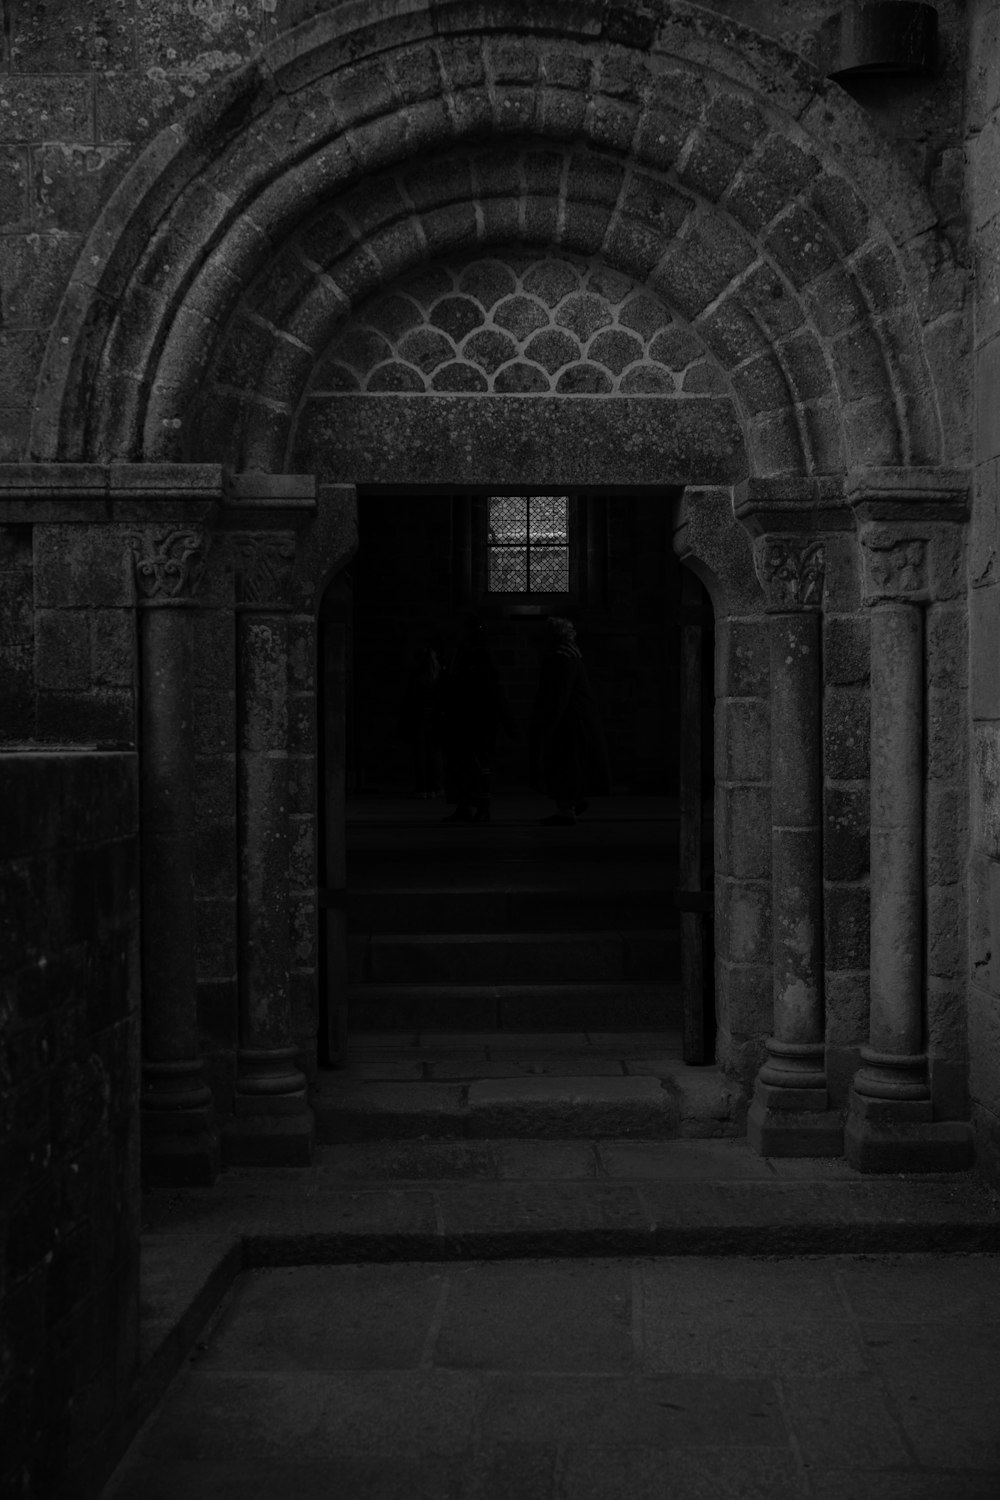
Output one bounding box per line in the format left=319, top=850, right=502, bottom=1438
left=747, top=535, right=843, bottom=1156
left=225, top=531, right=314, bottom=1165
left=846, top=524, right=971, bottom=1171
left=131, top=526, right=220, bottom=1186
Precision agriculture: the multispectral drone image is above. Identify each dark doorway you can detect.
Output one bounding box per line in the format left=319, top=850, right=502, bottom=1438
left=318, top=489, right=715, bottom=1072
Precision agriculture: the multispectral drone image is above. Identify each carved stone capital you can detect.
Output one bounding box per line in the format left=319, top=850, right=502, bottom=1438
left=129, top=526, right=211, bottom=603
left=753, top=535, right=825, bottom=611
left=230, top=531, right=297, bottom=609
left=860, top=526, right=928, bottom=604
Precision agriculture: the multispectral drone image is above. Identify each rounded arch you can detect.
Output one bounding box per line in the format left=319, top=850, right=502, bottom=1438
left=31, top=0, right=963, bottom=476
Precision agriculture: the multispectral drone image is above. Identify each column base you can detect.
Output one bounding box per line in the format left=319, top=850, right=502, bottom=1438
left=746, top=1081, right=844, bottom=1158
left=223, top=1107, right=315, bottom=1166
left=845, top=1092, right=974, bottom=1173
left=141, top=1109, right=220, bottom=1187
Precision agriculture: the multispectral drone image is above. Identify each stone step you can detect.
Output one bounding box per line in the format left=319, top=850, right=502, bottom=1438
left=348, top=930, right=678, bottom=985
left=348, top=980, right=683, bottom=1032
left=347, top=885, right=679, bottom=934
left=312, top=1073, right=711, bottom=1144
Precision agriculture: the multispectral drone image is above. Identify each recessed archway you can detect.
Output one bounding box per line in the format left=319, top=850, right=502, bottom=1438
left=27, top=0, right=971, bottom=1154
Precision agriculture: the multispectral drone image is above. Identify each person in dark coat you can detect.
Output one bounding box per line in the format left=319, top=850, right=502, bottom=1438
left=532, top=616, right=611, bottom=825
left=439, top=614, right=516, bottom=824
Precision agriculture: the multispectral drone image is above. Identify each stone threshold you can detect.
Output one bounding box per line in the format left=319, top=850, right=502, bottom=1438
left=314, top=1036, right=742, bottom=1141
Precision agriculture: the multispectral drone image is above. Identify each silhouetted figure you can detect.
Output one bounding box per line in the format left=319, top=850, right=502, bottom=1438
left=532, top=616, right=611, bottom=825
left=397, top=641, right=444, bottom=798
left=439, top=615, right=515, bottom=824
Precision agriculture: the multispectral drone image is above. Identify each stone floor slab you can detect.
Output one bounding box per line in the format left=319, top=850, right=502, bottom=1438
left=810, top=1471, right=1000, bottom=1499
left=642, top=1316, right=870, bottom=1378
left=104, top=1457, right=466, bottom=1500
left=477, top=1372, right=786, bottom=1448
left=199, top=1264, right=446, bottom=1370
left=639, top=1256, right=847, bottom=1321
left=835, top=1251, right=1000, bottom=1321
left=779, top=1375, right=911, bottom=1469
left=434, top=1260, right=633, bottom=1372
left=558, top=1444, right=807, bottom=1500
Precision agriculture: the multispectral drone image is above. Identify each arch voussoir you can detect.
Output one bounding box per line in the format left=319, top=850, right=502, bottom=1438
left=34, top=6, right=959, bottom=475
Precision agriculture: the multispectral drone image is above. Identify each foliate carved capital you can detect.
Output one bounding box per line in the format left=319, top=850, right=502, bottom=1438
left=753, top=535, right=825, bottom=611
left=129, top=527, right=211, bottom=602
left=860, top=527, right=928, bottom=604
left=230, top=531, right=297, bottom=609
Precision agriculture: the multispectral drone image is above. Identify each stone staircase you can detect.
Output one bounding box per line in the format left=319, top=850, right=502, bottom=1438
left=344, top=794, right=681, bottom=1033
left=313, top=797, right=735, bottom=1143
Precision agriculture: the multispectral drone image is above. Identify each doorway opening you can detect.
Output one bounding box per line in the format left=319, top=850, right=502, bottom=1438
left=317, top=488, right=715, bottom=1102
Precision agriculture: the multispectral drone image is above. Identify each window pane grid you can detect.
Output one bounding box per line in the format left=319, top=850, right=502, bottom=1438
left=487, top=496, right=570, bottom=595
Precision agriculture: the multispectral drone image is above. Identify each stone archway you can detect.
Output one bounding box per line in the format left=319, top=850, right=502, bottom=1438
left=29, top=1, right=973, bottom=1174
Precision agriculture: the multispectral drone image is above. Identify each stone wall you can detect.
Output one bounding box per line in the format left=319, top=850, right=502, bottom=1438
left=0, top=750, right=140, bottom=1500
left=968, top=0, right=1000, bottom=1185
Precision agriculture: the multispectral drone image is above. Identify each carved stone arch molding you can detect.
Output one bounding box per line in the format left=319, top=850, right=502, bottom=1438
left=31, top=0, right=966, bottom=477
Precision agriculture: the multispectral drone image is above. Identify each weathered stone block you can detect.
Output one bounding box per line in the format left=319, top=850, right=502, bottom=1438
left=824, top=615, right=869, bottom=685
left=970, top=851, right=1000, bottom=998
left=725, top=135, right=818, bottom=233
left=927, top=884, right=964, bottom=981
left=971, top=587, right=1000, bottom=718
left=824, top=884, right=870, bottom=972
left=722, top=785, right=771, bottom=881
left=976, top=338, right=1000, bottom=464
left=969, top=977, right=1000, bottom=1115
left=193, top=821, right=237, bottom=901
left=195, top=897, right=237, bottom=979
left=288, top=816, right=315, bottom=890
left=35, top=610, right=90, bottom=692
left=725, top=880, right=772, bottom=966
left=715, top=618, right=768, bottom=700
left=36, top=689, right=134, bottom=744
left=928, top=688, right=969, bottom=784
left=926, top=781, right=967, bottom=886
left=31, top=142, right=127, bottom=235
left=824, top=784, right=869, bottom=882
left=844, top=398, right=903, bottom=467
left=193, top=690, right=236, bottom=758
left=0, top=77, right=93, bottom=143
left=824, top=969, right=870, bottom=1047
left=680, top=131, right=745, bottom=202
left=718, top=698, right=769, bottom=784
left=716, top=958, right=771, bottom=1041
left=0, top=232, right=80, bottom=330
left=91, top=609, right=134, bottom=688
left=0, top=145, right=31, bottom=231
left=824, top=684, right=870, bottom=781
left=584, top=96, right=638, bottom=155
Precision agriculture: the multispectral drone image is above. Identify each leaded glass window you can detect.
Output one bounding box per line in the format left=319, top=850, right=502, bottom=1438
left=487, top=495, right=570, bottom=594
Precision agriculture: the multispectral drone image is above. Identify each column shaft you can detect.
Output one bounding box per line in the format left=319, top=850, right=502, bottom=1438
left=762, top=609, right=825, bottom=1081
left=746, top=532, right=841, bottom=1157
left=139, top=605, right=219, bottom=1183
left=856, top=600, right=927, bottom=1096
left=236, top=610, right=306, bottom=1105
